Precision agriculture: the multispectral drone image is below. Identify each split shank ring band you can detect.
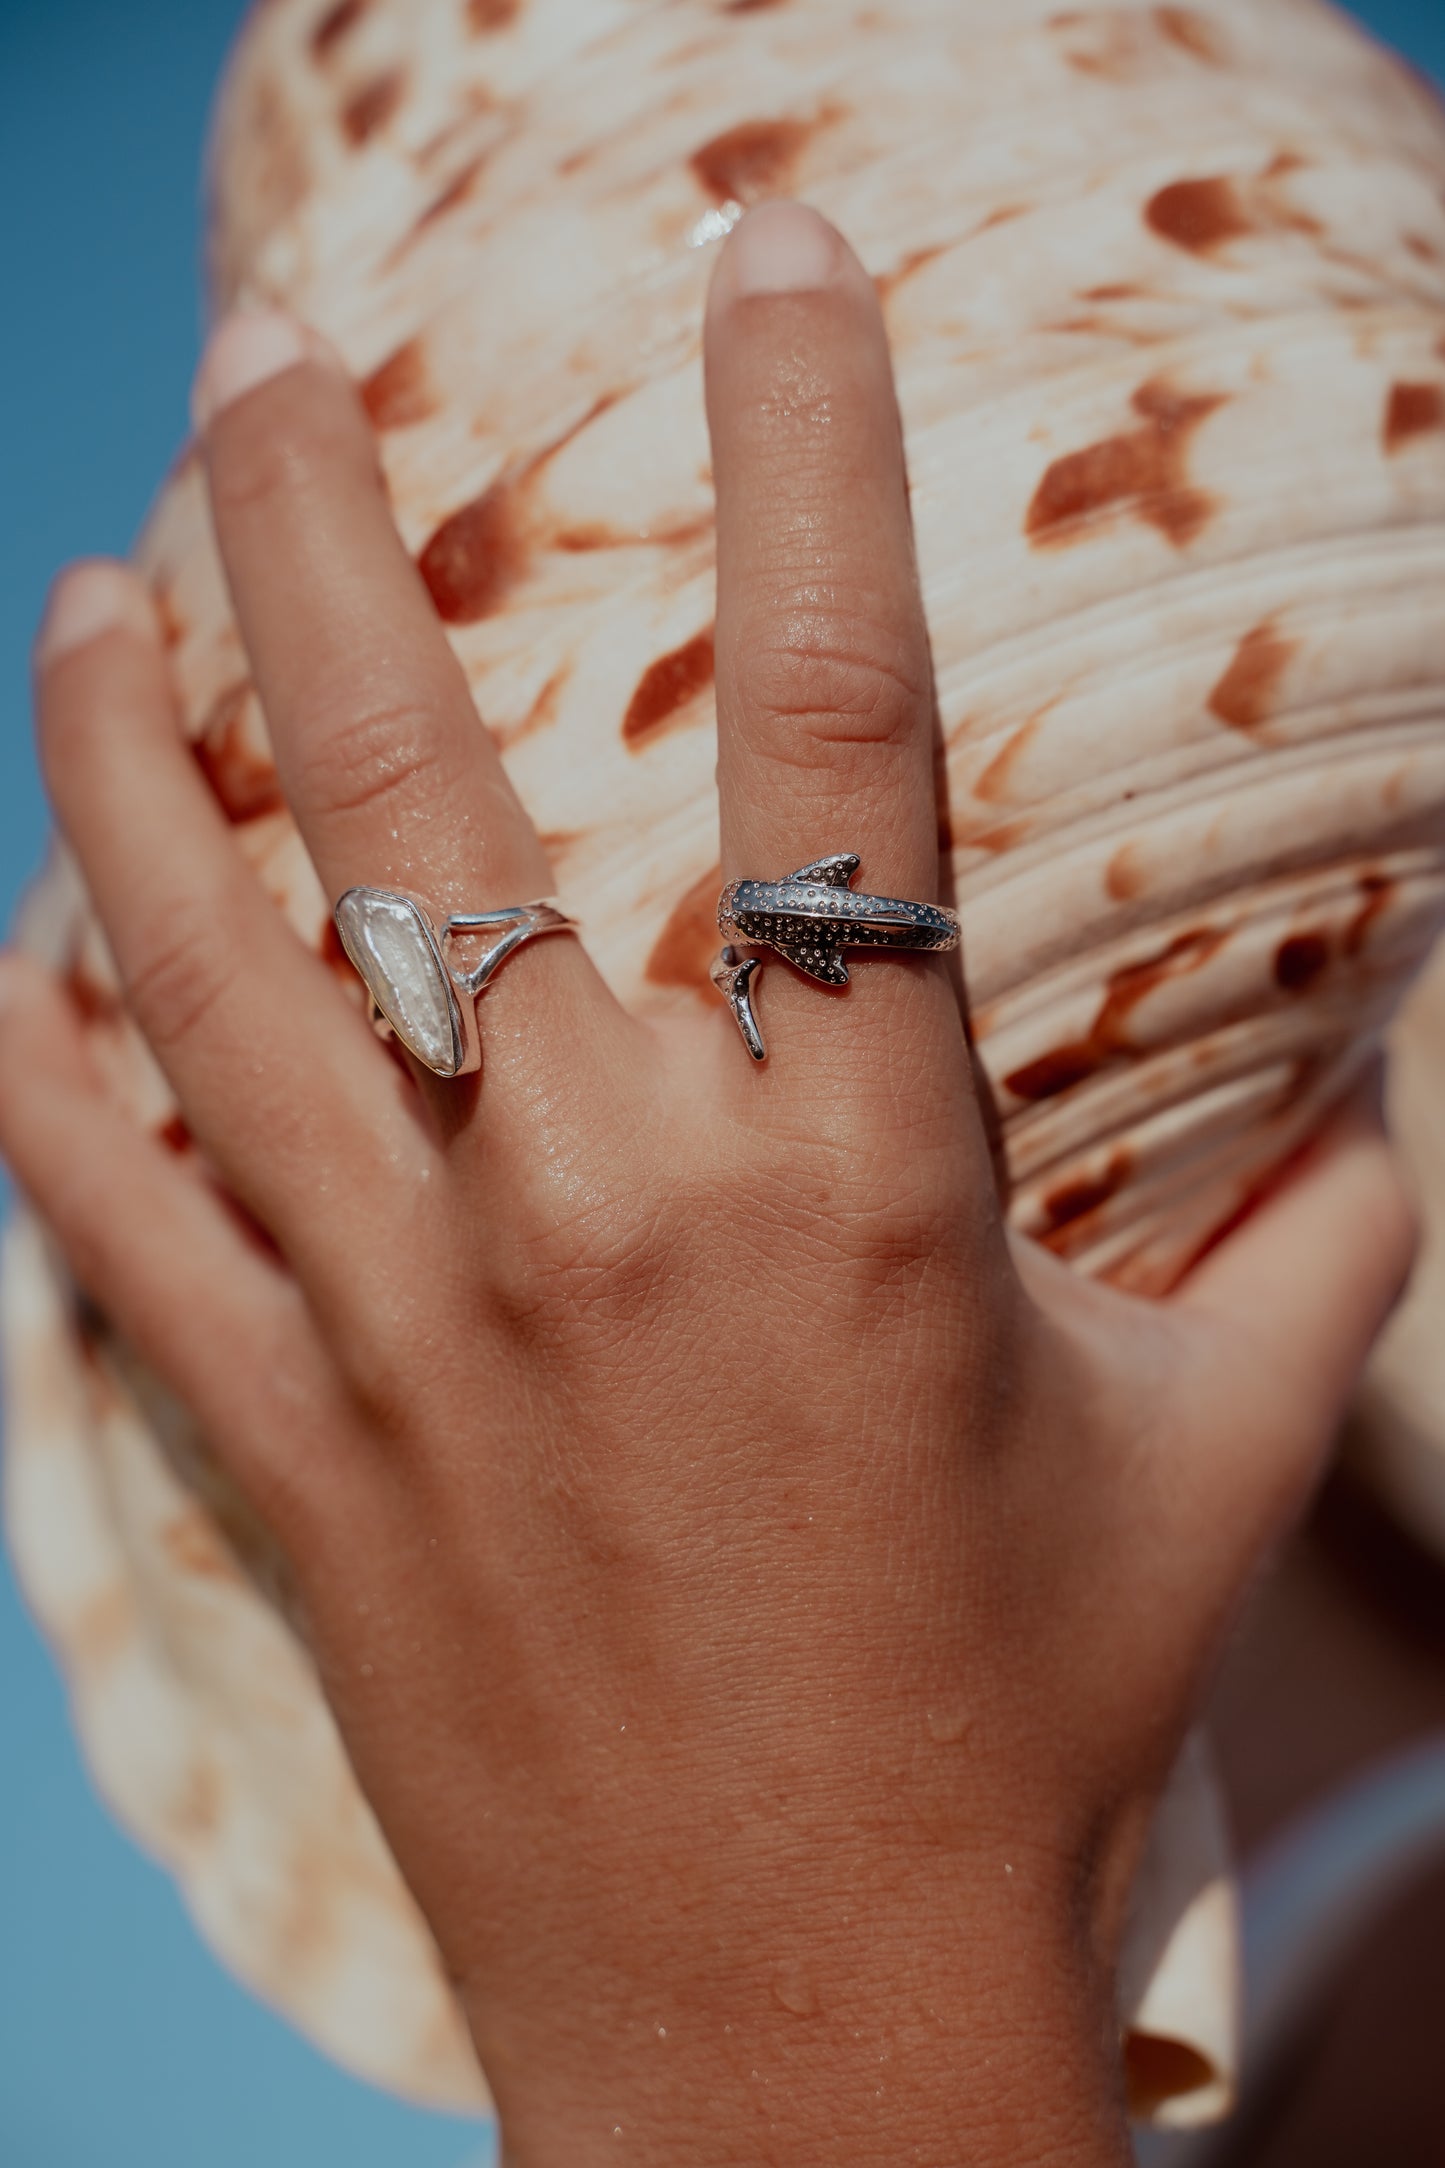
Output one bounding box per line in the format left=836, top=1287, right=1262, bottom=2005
left=334, top=886, right=579, bottom=1078
left=711, top=852, right=960, bottom=1062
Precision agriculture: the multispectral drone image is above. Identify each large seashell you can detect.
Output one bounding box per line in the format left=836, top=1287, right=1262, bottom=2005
left=7, top=0, right=1445, bottom=2131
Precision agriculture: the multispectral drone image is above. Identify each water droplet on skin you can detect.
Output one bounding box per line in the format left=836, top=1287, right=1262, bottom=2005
left=360, top=1662, right=374, bottom=1677
left=654, top=2022, right=668, bottom=2039
left=926, top=1708, right=972, bottom=1745
left=771, top=1964, right=819, bottom=2017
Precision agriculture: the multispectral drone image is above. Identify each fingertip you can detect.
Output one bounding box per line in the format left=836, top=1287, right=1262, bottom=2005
left=192, top=307, right=345, bottom=436
left=34, top=559, right=159, bottom=674
left=707, top=200, right=868, bottom=323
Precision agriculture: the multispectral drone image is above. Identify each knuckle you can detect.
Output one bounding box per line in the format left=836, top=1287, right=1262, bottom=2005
left=125, top=909, right=237, bottom=1055
left=748, top=1137, right=979, bottom=1303
left=734, top=609, right=929, bottom=758
left=291, top=693, right=459, bottom=824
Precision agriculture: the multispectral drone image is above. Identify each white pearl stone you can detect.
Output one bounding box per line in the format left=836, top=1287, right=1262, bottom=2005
left=335, top=889, right=461, bottom=1075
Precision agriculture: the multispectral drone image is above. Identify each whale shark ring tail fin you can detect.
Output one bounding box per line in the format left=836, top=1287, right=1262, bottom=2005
left=711, top=946, right=768, bottom=1061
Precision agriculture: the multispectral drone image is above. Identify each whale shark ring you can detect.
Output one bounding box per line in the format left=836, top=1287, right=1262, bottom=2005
left=711, top=852, right=961, bottom=1062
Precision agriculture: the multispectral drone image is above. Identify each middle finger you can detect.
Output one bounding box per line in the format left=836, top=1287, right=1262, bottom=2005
left=706, top=203, right=975, bottom=1137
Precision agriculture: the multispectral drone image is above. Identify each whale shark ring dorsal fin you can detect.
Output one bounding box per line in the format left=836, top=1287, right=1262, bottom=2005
left=787, top=853, right=860, bottom=888
left=781, top=946, right=850, bottom=986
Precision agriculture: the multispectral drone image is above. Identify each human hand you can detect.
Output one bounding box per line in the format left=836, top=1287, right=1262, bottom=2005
left=0, top=202, right=1415, bottom=2165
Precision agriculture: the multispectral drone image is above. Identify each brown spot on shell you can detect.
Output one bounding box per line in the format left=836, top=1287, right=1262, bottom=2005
left=1406, top=231, right=1442, bottom=263
left=156, top=1113, right=192, bottom=1154
left=418, top=395, right=621, bottom=623
left=1040, top=1148, right=1133, bottom=1245
left=152, top=581, right=186, bottom=652
left=66, top=960, right=122, bottom=1026
left=1274, top=932, right=1330, bottom=992
left=1125, top=2036, right=1219, bottom=2121
left=1004, top=927, right=1225, bottom=1102
left=71, top=1585, right=135, bottom=1670
left=361, top=338, right=437, bottom=431
left=468, top=0, right=520, bottom=27
left=1026, top=379, right=1227, bottom=550
left=623, top=630, right=716, bottom=749
left=1045, top=311, right=1165, bottom=349
left=193, top=682, right=285, bottom=822
left=975, top=711, right=1047, bottom=803
left=414, top=84, right=495, bottom=169
left=494, top=666, right=569, bottom=751
left=876, top=243, right=947, bottom=304
left=1384, top=381, right=1445, bottom=453
left=1051, top=7, right=1219, bottom=79
left=1154, top=7, right=1227, bottom=63
left=645, top=867, right=725, bottom=993
left=1105, top=843, right=1146, bottom=901
left=1146, top=176, right=1253, bottom=254
left=172, top=1759, right=224, bottom=1840
left=691, top=117, right=812, bottom=205
left=1081, top=282, right=1146, bottom=303
left=310, top=0, right=367, bottom=57
left=1344, top=872, right=1394, bottom=957
left=396, top=153, right=488, bottom=255
left=340, top=68, right=406, bottom=147
left=162, top=1508, right=238, bottom=1579
left=962, top=816, right=1033, bottom=857
left=1207, top=620, right=1298, bottom=732
left=419, top=481, right=525, bottom=623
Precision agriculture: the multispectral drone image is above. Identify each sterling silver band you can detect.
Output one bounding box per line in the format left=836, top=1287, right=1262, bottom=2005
left=334, top=886, right=578, bottom=1078
left=711, top=852, right=960, bottom=1062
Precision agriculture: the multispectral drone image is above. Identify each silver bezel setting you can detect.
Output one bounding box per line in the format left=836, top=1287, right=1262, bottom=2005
left=333, top=887, right=577, bottom=1078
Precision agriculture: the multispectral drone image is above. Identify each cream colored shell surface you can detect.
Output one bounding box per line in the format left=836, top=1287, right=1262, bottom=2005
left=7, top=0, right=1445, bottom=2129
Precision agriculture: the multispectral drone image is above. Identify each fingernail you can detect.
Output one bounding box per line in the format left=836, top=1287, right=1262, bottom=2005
left=192, top=308, right=312, bottom=433
left=35, top=561, right=156, bottom=670
left=724, top=201, right=841, bottom=296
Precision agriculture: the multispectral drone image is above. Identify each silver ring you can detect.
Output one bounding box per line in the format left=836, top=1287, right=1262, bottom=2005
left=711, top=852, right=960, bottom=1063
left=334, top=886, right=578, bottom=1077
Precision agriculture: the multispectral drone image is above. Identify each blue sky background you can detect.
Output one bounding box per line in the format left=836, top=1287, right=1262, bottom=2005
left=1, top=2, right=1443, bottom=2162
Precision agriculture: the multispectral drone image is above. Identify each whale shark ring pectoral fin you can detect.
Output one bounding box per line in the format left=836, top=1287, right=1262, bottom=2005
left=780, top=946, right=850, bottom=987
